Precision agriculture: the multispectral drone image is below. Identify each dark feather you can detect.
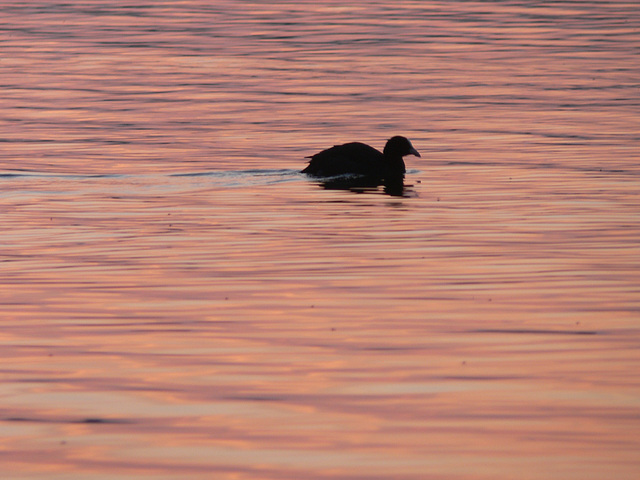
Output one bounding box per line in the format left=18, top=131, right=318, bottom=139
left=302, top=136, right=419, bottom=179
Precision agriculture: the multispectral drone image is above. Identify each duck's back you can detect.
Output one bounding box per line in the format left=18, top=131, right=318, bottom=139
left=302, top=142, right=384, bottom=177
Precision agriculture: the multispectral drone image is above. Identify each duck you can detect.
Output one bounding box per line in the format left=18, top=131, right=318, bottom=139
left=302, top=136, right=420, bottom=179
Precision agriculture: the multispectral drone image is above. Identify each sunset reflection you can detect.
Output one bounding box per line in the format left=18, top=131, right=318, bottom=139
left=1, top=1, right=639, bottom=479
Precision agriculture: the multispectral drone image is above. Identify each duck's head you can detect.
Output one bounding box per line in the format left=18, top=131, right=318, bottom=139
left=383, top=136, right=421, bottom=158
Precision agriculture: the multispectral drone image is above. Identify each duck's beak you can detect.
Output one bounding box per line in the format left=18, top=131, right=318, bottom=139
left=409, top=147, right=421, bottom=157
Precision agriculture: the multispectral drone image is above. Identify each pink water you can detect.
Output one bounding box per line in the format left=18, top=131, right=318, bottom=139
left=1, top=2, right=639, bottom=479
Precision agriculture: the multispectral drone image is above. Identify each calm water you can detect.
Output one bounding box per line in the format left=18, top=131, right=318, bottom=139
left=1, top=1, right=639, bottom=479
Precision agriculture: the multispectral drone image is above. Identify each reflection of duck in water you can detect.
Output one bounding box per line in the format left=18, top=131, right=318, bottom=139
left=302, top=136, right=420, bottom=179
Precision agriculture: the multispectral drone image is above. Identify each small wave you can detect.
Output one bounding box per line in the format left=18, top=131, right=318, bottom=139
left=0, top=172, right=127, bottom=180
left=0, top=169, right=305, bottom=194
left=169, top=168, right=302, bottom=187
left=171, top=168, right=299, bottom=179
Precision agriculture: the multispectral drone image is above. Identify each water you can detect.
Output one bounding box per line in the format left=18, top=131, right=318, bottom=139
left=1, top=1, right=639, bottom=479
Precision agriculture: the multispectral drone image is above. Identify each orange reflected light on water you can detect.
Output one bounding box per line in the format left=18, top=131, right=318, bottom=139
left=2, top=0, right=640, bottom=478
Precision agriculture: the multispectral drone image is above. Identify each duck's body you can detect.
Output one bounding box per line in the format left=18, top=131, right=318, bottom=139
left=302, top=136, right=420, bottom=179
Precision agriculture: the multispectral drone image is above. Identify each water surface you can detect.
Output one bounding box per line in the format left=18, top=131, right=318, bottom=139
left=1, top=1, right=639, bottom=479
